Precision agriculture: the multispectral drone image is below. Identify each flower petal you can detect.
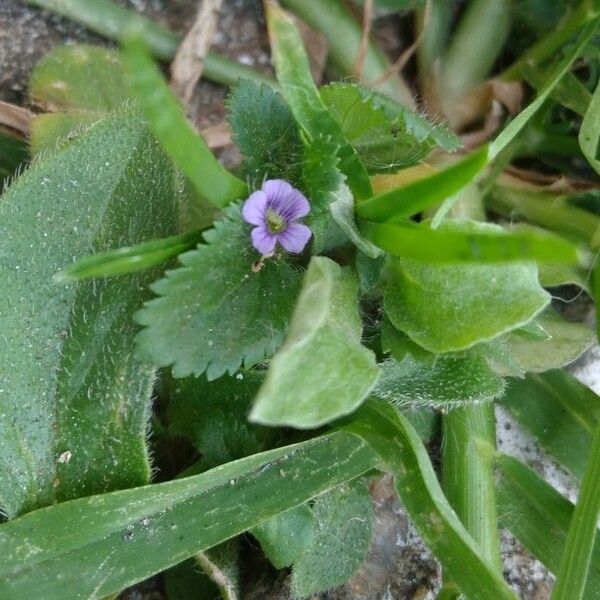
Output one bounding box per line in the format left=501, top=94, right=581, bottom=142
left=262, top=179, right=294, bottom=205
left=281, top=189, right=310, bottom=221
left=278, top=223, right=312, bottom=254
left=251, top=226, right=277, bottom=255
left=242, top=190, right=268, bottom=226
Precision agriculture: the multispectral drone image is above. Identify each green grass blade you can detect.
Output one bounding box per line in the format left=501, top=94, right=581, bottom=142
left=496, top=455, right=600, bottom=600
left=121, top=35, right=247, bottom=208
left=0, top=432, right=378, bottom=599
left=265, top=1, right=373, bottom=200
left=551, top=421, right=600, bottom=599
left=490, top=19, right=600, bottom=159
left=360, top=219, right=580, bottom=264
left=356, top=147, right=488, bottom=223
left=55, top=230, right=204, bottom=282
left=579, top=77, right=600, bottom=174
left=488, top=183, right=600, bottom=249
left=502, top=371, right=600, bottom=481
left=344, top=400, right=518, bottom=600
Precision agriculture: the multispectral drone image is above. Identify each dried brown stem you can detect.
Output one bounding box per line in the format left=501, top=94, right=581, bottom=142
left=352, top=0, right=374, bottom=80
left=0, top=101, right=33, bottom=135
left=170, top=0, right=224, bottom=107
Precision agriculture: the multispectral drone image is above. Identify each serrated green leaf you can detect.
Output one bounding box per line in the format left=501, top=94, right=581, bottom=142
left=320, top=82, right=459, bottom=174
left=492, top=308, right=594, bottom=374
left=344, top=400, right=518, bottom=600
left=265, top=2, right=372, bottom=200
left=167, top=371, right=272, bottom=470
left=250, top=257, right=379, bottom=428
left=362, top=216, right=580, bottom=264
left=496, top=455, right=600, bottom=600
left=252, top=504, right=314, bottom=569
left=291, top=481, right=373, bottom=598
left=30, top=44, right=129, bottom=112
left=384, top=221, right=551, bottom=353
left=580, top=77, right=600, bottom=175
left=301, top=135, right=347, bottom=253
left=0, top=110, right=178, bottom=518
left=228, top=78, right=302, bottom=187
left=502, top=370, right=600, bottom=480
left=121, top=35, right=247, bottom=208
left=135, top=205, right=302, bottom=380
left=55, top=230, right=204, bottom=282
left=0, top=432, right=378, bottom=599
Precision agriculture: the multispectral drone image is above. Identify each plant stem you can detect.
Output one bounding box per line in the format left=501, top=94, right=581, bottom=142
left=551, top=421, right=600, bottom=600
left=280, top=0, right=414, bottom=106
left=502, top=0, right=600, bottom=80
left=25, top=0, right=276, bottom=88
left=442, top=403, right=503, bottom=572
left=440, top=0, right=512, bottom=100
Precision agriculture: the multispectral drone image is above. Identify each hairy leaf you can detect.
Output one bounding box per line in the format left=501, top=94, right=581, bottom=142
left=0, top=110, right=178, bottom=518
left=491, top=308, right=594, bottom=375
left=135, top=205, right=302, bottom=380
left=30, top=44, right=129, bottom=112
left=384, top=221, right=550, bottom=353
left=228, top=78, right=303, bottom=187
left=29, top=112, right=99, bottom=155
left=291, top=481, right=373, bottom=597
left=250, top=257, right=379, bottom=428
left=167, top=371, right=273, bottom=470
left=252, top=505, right=314, bottom=569
left=320, top=82, right=459, bottom=173
left=373, top=353, right=505, bottom=409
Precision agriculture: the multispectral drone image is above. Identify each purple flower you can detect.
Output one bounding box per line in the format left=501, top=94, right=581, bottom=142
left=242, top=179, right=312, bottom=255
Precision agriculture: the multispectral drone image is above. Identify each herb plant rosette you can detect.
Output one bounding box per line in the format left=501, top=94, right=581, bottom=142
left=1, top=1, right=600, bottom=599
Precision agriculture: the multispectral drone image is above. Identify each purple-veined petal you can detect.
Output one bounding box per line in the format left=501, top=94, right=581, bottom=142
left=251, top=226, right=277, bottom=255
left=242, top=190, right=268, bottom=226
left=262, top=179, right=294, bottom=205
left=278, top=223, right=312, bottom=254
left=281, top=189, right=310, bottom=221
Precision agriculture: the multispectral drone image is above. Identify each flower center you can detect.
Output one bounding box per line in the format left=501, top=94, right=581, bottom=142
left=265, top=208, right=288, bottom=234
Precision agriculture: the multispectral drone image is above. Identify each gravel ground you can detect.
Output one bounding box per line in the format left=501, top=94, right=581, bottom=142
left=2, top=2, right=599, bottom=599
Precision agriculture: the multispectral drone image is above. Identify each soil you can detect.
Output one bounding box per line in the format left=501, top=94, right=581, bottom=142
left=2, top=2, right=599, bottom=599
